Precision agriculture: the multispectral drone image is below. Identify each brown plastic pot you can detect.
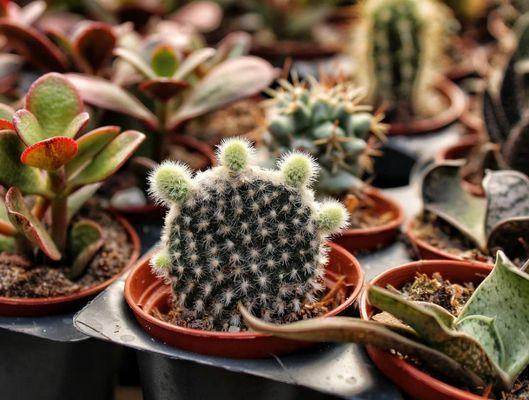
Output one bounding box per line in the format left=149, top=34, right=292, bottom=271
left=359, top=259, right=492, bottom=400
left=333, top=187, right=404, bottom=253
left=124, top=242, right=364, bottom=359
left=0, top=214, right=141, bottom=317
left=387, top=77, right=467, bottom=136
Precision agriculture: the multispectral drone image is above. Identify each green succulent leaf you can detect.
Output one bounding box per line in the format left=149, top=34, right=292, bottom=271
left=12, top=109, right=43, bottom=146
left=0, top=103, right=14, bottom=122
left=5, top=187, right=60, bottom=260
left=0, top=234, right=15, bottom=252
left=67, top=183, right=102, bottom=221
left=0, top=197, right=16, bottom=236
left=151, top=45, right=179, bottom=77
left=173, top=47, right=215, bottom=80
left=63, top=112, right=89, bottom=139
left=114, top=47, right=156, bottom=79
left=67, top=219, right=103, bottom=280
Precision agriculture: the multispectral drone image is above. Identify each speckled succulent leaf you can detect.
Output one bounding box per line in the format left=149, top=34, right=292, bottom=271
left=502, top=117, right=529, bottom=175
left=67, top=219, right=103, bottom=279
left=5, top=187, right=60, bottom=260
left=240, top=307, right=486, bottom=390
left=67, top=183, right=102, bottom=221
left=0, top=21, right=68, bottom=72
left=70, top=130, right=145, bottom=186
left=173, top=47, right=215, bottom=80
left=66, top=74, right=158, bottom=128
left=114, top=47, right=156, bottom=79
left=0, top=130, right=49, bottom=196
left=26, top=73, right=83, bottom=139
left=20, top=136, right=78, bottom=171
left=12, top=109, right=43, bottom=146
left=150, top=45, right=179, bottom=77
left=72, top=22, right=116, bottom=73
left=168, top=56, right=275, bottom=128
left=458, top=251, right=529, bottom=382
left=414, top=301, right=456, bottom=328
left=65, top=125, right=120, bottom=179
left=150, top=139, right=347, bottom=330
left=421, top=162, right=487, bottom=250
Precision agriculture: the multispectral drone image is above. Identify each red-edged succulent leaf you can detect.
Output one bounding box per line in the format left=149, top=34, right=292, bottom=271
left=67, top=219, right=103, bottom=279
left=66, top=125, right=120, bottom=178
left=0, top=102, right=14, bottom=130
left=0, top=196, right=16, bottom=236
left=0, top=20, right=68, bottom=72
left=0, top=119, right=13, bottom=129
left=5, top=187, right=60, bottom=260
left=13, top=109, right=42, bottom=145
left=70, top=130, right=145, bottom=186
left=173, top=47, right=215, bottom=80
left=171, top=1, right=222, bottom=33
left=63, top=111, right=89, bottom=138
left=67, top=183, right=101, bottom=220
left=139, top=78, right=188, bottom=101
left=114, top=47, right=155, bottom=79
left=21, top=136, right=78, bottom=171
left=66, top=73, right=158, bottom=128
left=0, top=130, right=49, bottom=195
left=72, top=22, right=116, bottom=73
left=168, top=56, right=276, bottom=128
left=26, top=72, right=84, bottom=138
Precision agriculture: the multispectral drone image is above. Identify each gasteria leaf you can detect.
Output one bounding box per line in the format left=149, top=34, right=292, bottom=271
left=21, top=136, right=78, bottom=171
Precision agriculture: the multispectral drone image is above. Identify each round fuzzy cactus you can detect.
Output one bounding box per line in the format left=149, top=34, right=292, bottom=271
left=149, top=138, right=348, bottom=331
left=353, top=0, right=457, bottom=121
left=266, top=77, right=386, bottom=196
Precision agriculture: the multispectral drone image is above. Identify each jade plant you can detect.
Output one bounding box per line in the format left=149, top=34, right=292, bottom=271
left=148, top=138, right=348, bottom=331
left=0, top=72, right=145, bottom=278
left=353, top=0, right=458, bottom=121
left=266, top=76, right=386, bottom=196
left=241, top=251, right=529, bottom=394
left=419, top=162, right=529, bottom=263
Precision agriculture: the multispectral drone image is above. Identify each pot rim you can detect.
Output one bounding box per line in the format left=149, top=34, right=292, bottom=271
left=0, top=212, right=141, bottom=309
left=124, top=241, right=364, bottom=340
left=388, top=76, right=467, bottom=136
left=359, top=259, right=493, bottom=400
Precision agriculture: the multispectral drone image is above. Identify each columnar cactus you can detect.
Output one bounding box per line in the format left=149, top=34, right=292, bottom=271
left=353, top=0, right=457, bottom=120
left=149, top=138, right=348, bottom=331
left=266, top=77, right=387, bottom=196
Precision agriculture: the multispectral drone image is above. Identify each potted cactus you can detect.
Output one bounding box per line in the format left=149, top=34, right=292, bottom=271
left=351, top=0, right=467, bottom=135
left=242, top=251, right=529, bottom=400
left=0, top=72, right=143, bottom=315
left=264, top=76, right=404, bottom=252
left=406, top=162, right=529, bottom=265
left=124, top=138, right=364, bottom=358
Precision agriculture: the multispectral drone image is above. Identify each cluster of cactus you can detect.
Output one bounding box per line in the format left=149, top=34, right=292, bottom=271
left=353, top=0, right=457, bottom=120
left=0, top=73, right=145, bottom=278
left=149, top=138, right=348, bottom=331
left=242, top=251, right=529, bottom=394
left=419, top=162, right=529, bottom=263
left=266, top=76, right=387, bottom=196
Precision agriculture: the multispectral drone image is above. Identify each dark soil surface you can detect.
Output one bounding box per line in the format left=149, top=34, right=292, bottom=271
left=345, top=193, right=396, bottom=230
left=0, top=206, right=132, bottom=298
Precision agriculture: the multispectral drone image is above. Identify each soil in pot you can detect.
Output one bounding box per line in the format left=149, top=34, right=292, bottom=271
left=344, top=192, right=397, bottom=230
left=0, top=204, right=133, bottom=298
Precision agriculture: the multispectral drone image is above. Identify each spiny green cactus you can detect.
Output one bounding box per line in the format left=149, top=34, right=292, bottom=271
left=149, top=138, right=348, bottom=331
left=266, top=77, right=386, bottom=196
left=242, top=251, right=529, bottom=393
left=353, top=0, right=457, bottom=120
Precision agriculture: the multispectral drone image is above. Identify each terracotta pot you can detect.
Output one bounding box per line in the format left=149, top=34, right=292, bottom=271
left=333, top=188, right=404, bottom=253
left=359, top=259, right=492, bottom=400
left=0, top=214, right=141, bottom=317
left=436, top=134, right=484, bottom=197
left=388, top=77, right=467, bottom=136
left=125, top=242, right=364, bottom=359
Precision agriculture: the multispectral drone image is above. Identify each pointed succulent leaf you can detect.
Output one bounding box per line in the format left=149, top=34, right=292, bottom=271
left=67, top=219, right=103, bottom=280
left=500, top=58, right=524, bottom=129
left=421, top=162, right=487, bottom=250
left=66, top=125, right=120, bottom=179
left=150, top=45, right=179, bottom=77
left=5, top=187, right=60, bottom=260
left=240, top=307, right=486, bottom=390
left=483, top=90, right=509, bottom=144
left=114, top=47, right=156, bottom=79
left=0, top=130, right=49, bottom=196
left=72, top=22, right=116, bottom=73
left=168, top=56, right=276, bottom=128
left=70, top=130, right=145, bottom=186
left=457, top=251, right=529, bottom=381
left=26, top=73, right=83, bottom=138
left=66, top=74, right=158, bottom=128
left=173, top=47, right=215, bottom=80
left=12, top=109, right=43, bottom=146
left=138, top=78, right=188, bottom=102
left=20, top=136, right=78, bottom=171
left=0, top=21, right=68, bottom=72
left=67, top=183, right=102, bottom=221
left=502, top=117, right=529, bottom=175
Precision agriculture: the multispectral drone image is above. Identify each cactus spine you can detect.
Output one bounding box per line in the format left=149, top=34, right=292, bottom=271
left=149, top=138, right=348, bottom=331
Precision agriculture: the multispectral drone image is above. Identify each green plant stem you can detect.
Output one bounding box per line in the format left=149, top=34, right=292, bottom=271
left=49, top=169, right=68, bottom=253
left=154, top=101, right=169, bottom=163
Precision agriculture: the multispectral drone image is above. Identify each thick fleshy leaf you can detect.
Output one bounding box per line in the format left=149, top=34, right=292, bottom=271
left=72, top=22, right=116, bottom=73
left=66, top=125, right=120, bottom=179
left=500, top=57, right=524, bottom=129
left=173, top=47, right=215, bottom=80
left=168, top=56, right=276, bottom=128
left=0, top=130, right=49, bottom=196
left=150, top=45, right=179, bottom=77
left=458, top=252, right=529, bottom=381
left=139, top=78, right=188, bottom=101
left=0, top=103, right=14, bottom=121
left=63, top=111, right=89, bottom=138
left=503, top=117, right=529, bottom=175
left=0, top=20, right=68, bottom=72
left=67, top=183, right=102, bottom=220
left=5, top=187, right=60, bottom=260
left=212, top=31, right=251, bottom=63
left=71, top=130, right=145, bottom=186
left=21, top=136, right=78, bottom=171
left=66, top=74, right=158, bottom=128
left=421, top=162, right=487, bottom=250
left=114, top=47, right=155, bottom=79
left=12, top=109, right=43, bottom=146
left=171, top=1, right=222, bottom=33
left=0, top=197, right=16, bottom=236
left=67, top=219, right=103, bottom=280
